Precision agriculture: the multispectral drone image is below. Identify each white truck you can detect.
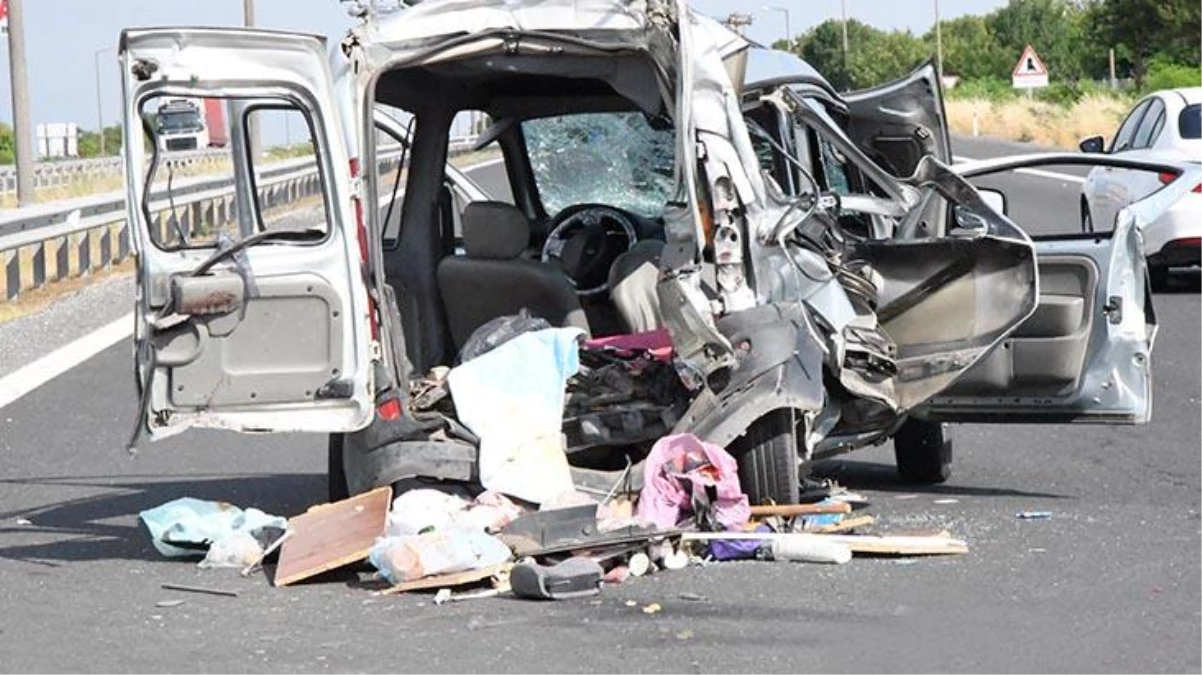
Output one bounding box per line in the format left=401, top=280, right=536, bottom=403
left=154, top=98, right=210, bottom=153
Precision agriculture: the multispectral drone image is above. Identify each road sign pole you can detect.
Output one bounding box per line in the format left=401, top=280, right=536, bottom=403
left=94, top=47, right=106, bottom=157
left=5, top=0, right=35, bottom=206
left=243, top=0, right=261, bottom=158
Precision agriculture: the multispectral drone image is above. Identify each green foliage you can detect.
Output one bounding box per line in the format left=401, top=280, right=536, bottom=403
left=1143, top=57, right=1201, bottom=92
left=947, top=77, right=1019, bottom=101
left=1089, top=0, right=1200, bottom=87
left=928, top=15, right=1010, bottom=80
left=0, top=123, right=13, bottom=165
left=795, top=19, right=930, bottom=91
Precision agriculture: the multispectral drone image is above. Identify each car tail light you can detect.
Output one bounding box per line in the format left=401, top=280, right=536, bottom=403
left=1157, top=171, right=1200, bottom=192
left=377, top=397, right=402, bottom=421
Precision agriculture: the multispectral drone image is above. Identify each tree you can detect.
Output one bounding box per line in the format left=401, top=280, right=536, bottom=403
left=1091, top=0, right=1163, bottom=86
left=796, top=19, right=931, bottom=90
left=986, top=0, right=1099, bottom=82
left=925, top=15, right=1009, bottom=80
left=0, top=123, right=14, bottom=165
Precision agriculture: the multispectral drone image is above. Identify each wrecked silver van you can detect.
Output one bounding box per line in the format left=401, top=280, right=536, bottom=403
left=120, top=0, right=1198, bottom=505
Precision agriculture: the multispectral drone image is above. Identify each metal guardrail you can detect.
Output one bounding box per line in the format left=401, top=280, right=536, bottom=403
left=0, top=149, right=228, bottom=197
left=0, top=136, right=479, bottom=303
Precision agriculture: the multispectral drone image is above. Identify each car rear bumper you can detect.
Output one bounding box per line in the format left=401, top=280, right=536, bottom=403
left=1144, top=194, right=1202, bottom=267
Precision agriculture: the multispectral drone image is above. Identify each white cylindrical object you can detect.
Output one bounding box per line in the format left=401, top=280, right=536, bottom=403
left=770, top=534, right=852, bottom=564
left=972, top=111, right=980, bottom=137
left=628, top=552, right=652, bottom=576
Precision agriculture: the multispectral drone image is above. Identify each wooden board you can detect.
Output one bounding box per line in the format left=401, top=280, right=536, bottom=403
left=681, top=529, right=967, bottom=555
left=813, top=533, right=968, bottom=556
left=274, top=486, right=392, bottom=587
left=749, top=502, right=852, bottom=517
left=376, top=563, right=512, bottom=596
left=809, top=515, right=876, bottom=534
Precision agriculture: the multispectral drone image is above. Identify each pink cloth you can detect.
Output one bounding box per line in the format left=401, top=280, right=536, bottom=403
left=637, top=433, right=750, bottom=531
left=585, top=328, right=674, bottom=362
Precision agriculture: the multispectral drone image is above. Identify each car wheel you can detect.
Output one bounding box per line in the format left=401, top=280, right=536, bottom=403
left=1080, top=199, right=1094, bottom=233
left=732, top=409, right=800, bottom=505
left=893, top=418, right=952, bottom=484
left=327, top=433, right=350, bottom=502
left=1148, top=264, right=1169, bottom=291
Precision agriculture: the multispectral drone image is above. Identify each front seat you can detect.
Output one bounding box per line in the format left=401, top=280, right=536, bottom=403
left=608, top=239, right=666, bottom=333
left=437, top=201, right=590, bottom=351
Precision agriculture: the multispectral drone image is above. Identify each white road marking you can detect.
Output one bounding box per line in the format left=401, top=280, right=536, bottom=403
left=0, top=312, right=134, bottom=410
left=954, top=155, right=1087, bottom=184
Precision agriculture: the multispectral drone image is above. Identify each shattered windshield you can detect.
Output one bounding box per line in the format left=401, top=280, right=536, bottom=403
left=523, top=112, right=675, bottom=219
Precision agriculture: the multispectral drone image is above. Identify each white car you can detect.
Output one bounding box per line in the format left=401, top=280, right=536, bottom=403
left=1080, top=87, right=1201, bottom=286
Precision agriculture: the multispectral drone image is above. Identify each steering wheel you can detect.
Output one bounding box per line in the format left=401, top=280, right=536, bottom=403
left=541, top=204, right=639, bottom=296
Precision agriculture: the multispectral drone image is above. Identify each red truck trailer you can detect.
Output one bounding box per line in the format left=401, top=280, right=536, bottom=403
left=203, top=98, right=228, bottom=148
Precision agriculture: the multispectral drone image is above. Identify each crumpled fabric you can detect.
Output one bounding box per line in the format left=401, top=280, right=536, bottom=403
left=709, top=524, right=771, bottom=561
left=448, top=327, right=584, bottom=505
left=138, top=497, right=286, bottom=559
left=636, top=434, right=750, bottom=531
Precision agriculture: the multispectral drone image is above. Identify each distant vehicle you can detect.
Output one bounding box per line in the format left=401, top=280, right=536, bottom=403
left=1079, top=87, right=1202, bottom=287
left=154, top=98, right=228, bottom=152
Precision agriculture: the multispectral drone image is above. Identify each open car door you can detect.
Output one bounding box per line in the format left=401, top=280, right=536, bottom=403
left=844, top=61, right=951, bottom=175
left=121, top=28, right=375, bottom=439
left=920, top=154, right=1200, bottom=424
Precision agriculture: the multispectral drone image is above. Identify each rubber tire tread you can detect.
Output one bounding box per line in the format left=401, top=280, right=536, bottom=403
left=893, top=418, right=952, bottom=484
left=327, top=433, right=350, bottom=502
left=733, top=410, right=800, bottom=506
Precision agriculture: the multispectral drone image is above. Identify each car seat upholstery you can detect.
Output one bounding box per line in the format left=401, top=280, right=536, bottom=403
left=608, top=239, right=666, bottom=333
left=437, top=201, right=590, bottom=351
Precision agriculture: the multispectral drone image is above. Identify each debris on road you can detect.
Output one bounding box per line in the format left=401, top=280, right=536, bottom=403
left=155, top=599, right=185, bottom=608
left=1016, top=511, right=1053, bottom=520
left=273, top=486, right=392, bottom=587
left=160, top=583, right=239, bottom=598
left=15, top=517, right=32, bottom=525
left=139, top=497, right=286, bottom=562
left=511, top=558, right=604, bottom=600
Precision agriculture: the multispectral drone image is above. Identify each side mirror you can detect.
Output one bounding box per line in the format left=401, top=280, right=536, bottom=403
left=978, top=188, right=1007, bottom=216
left=1079, top=135, right=1105, bottom=154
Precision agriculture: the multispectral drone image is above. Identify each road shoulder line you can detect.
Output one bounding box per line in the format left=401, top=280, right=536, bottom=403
left=0, top=312, right=133, bottom=410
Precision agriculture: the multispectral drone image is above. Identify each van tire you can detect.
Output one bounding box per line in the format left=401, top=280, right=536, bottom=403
left=328, top=433, right=350, bottom=502
left=1148, top=264, right=1169, bottom=291
left=893, top=419, right=952, bottom=484
left=732, top=410, right=800, bottom=506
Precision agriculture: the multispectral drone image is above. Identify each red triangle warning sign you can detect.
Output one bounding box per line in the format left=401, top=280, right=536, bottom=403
left=1013, top=45, right=1048, bottom=78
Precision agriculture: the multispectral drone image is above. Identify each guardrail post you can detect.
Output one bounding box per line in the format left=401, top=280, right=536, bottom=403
left=79, top=230, right=92, bottom=276
left=118, top=224, right=130, bottom=262
left=100, top=227, right=112, bottom=269
left=56, top=236, right=69, bottom=280
left=5, top=251, right=19, bottom=301
left=32, top=242, right=46, bottom=289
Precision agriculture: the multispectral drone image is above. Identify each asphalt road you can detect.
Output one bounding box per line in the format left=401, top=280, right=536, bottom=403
left=0, top=137, right=1198, bottom=673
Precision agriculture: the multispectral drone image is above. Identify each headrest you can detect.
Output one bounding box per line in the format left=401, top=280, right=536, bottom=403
left=462, top=201, right=530, bottom=260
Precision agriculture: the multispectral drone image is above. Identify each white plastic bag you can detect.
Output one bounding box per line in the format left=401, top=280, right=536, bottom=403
left=368, top=528, right=512, bottom=584
left=447, top=328, right=583, bottom=504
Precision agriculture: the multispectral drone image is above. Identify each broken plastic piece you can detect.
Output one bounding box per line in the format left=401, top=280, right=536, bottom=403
left=511, top=558, right=604, bottom=600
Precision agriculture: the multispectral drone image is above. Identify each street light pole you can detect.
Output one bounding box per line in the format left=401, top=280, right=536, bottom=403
left=243, top=0, right=261, bottom=158
left=841, top=0, right=849, bottom=56
left=94, top=48, right=107, bottom=157
left=763, top=6, right=791, bottom=50
left=934, top=0, right=943, bottom=79
left=5, top=0, right=35, bottom=206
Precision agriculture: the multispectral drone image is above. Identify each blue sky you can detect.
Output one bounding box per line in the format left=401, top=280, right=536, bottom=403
left=0, top=0, right=1007, bottom=132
